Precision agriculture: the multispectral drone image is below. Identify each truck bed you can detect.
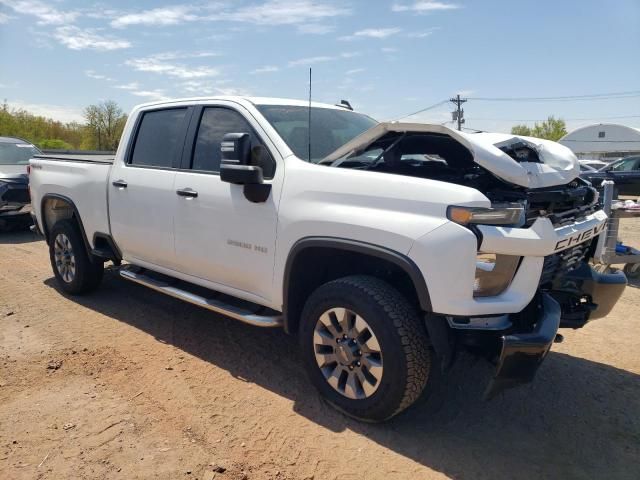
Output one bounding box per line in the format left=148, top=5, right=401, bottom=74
left=29, top=155, right=113, bottom=246
left=33, top=153, right=114, bottom=163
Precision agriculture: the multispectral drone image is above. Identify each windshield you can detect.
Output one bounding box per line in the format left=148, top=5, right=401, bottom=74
left=256, top=105, right=377, bottom=163
left=0, top=142, right=40, bottom=165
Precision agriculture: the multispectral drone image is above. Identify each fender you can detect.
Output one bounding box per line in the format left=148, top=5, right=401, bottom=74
left=282, top=236, right=432, bottom=332
left=40, top=193, right=92, bottom=253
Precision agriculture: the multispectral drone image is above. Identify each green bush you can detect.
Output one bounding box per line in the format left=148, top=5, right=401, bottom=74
left=38, top=139, right=73, bottom=150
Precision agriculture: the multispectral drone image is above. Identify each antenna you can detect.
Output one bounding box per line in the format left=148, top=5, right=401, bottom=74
left=308, top=67, right=312, bottom=162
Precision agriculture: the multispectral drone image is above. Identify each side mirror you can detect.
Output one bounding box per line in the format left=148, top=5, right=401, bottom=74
left=219, top=132, right=272, bottom=203
left=220, top=133, right=263, bottom=185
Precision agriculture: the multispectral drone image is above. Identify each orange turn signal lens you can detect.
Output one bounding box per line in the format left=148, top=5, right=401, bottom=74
left=447, top=206, right=474, bottom=225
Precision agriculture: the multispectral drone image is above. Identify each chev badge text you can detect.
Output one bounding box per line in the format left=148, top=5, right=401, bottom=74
left=554, top=222, right=606, bottom=252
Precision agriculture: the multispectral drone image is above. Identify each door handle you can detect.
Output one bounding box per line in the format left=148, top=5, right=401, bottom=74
left=112, top=180, right=128, bottom=188
left=176, top=188, right=198, bottom=198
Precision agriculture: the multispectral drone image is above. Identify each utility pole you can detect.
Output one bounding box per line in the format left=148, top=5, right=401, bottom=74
left=450, top=94, right=467, bottom=131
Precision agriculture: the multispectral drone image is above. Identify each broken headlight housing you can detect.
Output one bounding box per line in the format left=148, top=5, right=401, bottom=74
left=447, top=203, right=525, bottom=227
left=474, top=253, right=521, bottom=297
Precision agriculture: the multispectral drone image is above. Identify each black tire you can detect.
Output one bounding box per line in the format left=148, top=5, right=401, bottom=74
left=299, top=275, right=434, bottom=422
left=49, top=219, right=104, bottom=295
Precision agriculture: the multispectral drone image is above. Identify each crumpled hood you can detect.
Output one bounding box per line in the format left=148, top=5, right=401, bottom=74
left=323, top=122, right=580, bottom=189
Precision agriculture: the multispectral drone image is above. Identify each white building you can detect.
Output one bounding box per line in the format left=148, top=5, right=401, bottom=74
left=559, top=123, right=640, bottom=161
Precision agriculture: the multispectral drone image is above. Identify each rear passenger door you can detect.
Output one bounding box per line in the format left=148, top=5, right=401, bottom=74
left=109, top=107, right=192, bottom=270
left=172, top=103, right=281, bottom=304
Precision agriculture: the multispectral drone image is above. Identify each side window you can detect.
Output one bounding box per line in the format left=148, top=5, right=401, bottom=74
left=612, top=159, right=637, bottom=172
left=129, top=108, right=187, bottom=168
left=192, top=107, right=275, bottom=178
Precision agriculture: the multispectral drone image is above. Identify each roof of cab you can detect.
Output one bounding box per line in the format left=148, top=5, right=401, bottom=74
left=0, top=136, right=33, bottom=144
left=133, top=96, right=348, bottom=112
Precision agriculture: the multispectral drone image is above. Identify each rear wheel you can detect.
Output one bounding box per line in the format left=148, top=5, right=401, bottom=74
left=299, top=275, right=433, bottom=422
left=49, top=219, right=103, bottom=294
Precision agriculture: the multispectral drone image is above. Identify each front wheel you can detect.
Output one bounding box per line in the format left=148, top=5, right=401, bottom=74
left=299, top=275, right=434, bottom=422
left=49, top=219, right=104, bottom=295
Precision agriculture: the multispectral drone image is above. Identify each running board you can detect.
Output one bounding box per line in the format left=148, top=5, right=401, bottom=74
left=119, top=267, right=282, bottom=328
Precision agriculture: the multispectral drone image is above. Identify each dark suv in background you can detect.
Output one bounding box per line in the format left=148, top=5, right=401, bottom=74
left=580, top=155, right=640, bottom=197
left=0, top=136, right=41, bottom=231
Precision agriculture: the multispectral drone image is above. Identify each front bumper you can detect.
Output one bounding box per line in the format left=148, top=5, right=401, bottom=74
left=484, top=293, right=561, bottom=398
left=409, top=209, right=608, bottom=316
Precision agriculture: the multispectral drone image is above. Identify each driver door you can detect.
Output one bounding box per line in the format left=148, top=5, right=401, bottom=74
left=172, top=104, right=282, bottom=303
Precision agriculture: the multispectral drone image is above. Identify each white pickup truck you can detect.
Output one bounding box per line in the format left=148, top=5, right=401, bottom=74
left=29, top=96, right=626, bottom=421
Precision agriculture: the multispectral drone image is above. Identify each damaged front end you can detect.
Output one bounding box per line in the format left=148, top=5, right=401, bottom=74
left=325, top=123, right=627, bottom=397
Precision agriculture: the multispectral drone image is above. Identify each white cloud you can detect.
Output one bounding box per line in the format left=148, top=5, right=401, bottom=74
left=346, top=68, right=365, bottom=75
left=213, top=86, right=251, bottom=96
left=340, top=28, right=402, bottom=40
left=109, top=1, right=349, bottom=30
left=147, top=51, right=220, bottom=61
left=85, top=70, right=113, bottom=81
left=54, top=26, right=131, bottom=51
left=288, top=52, right=358, bottom=67
left=125, top=54, right=220, bottom=79
left=407, top=30, right=435, bottom=38
left=7, top=100, right=84, bottom=123
left=221, top=0, right=350, bottom=26
left=381, top=47, right=398, bottom=53
left=0, top=12, right=13, bottom=24
left=0, top=0, right=79, bottom=25
left=114, top=82, right=141, bottom=90
left=180, top=80, right=218, bottom=95
left=392, top=1, right=459, bottom=13
left=296, top=23, right=335, bottom=34
left=111, top=5, right=198, bottom=28
left=251, top=65, right=280, bottom=74
left=130, top=89, right=171, bottom=102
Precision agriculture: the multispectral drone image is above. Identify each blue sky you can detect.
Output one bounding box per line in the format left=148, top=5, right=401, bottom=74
left=0, top=0, right=639, bottom=133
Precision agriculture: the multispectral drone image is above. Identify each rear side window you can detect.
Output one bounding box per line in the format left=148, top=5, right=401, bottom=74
left=192, top=107, right=274, bottom=178
left=130, top=108, right=187, bottom=168
left=612, top=158, right=639, bottom=171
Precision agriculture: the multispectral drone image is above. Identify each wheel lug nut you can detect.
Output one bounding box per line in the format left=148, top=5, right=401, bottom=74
left=349, top=365, right=354, bottom=370
left=356, top=361, right=361, bottom=367
left=336, top=338, right=341, bottom=343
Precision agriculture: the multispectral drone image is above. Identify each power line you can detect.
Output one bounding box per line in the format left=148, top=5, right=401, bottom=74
left=469, top=90, right=640, bottom=102
left=470, top=114, right=640, bottom=123
left=392, top=100, right=449, bottom=121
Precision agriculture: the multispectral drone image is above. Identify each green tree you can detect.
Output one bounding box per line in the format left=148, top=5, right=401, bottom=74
left=83, top=100, right=127, bottom=151
left=0, top=103, right=87, bottom=149
left=511, top=124, right=532, bottom=136
left=511, top=116, right=567, bottom=142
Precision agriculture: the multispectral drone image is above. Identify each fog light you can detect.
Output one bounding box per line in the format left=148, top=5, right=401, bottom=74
left=473, top=253, right=520, bottom=297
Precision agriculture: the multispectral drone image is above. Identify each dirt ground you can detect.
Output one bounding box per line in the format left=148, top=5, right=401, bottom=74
left=1, top=222, right=639, bottom=480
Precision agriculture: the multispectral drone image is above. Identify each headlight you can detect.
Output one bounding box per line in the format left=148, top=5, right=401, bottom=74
left=473, top=253, right=521, bottom=297
left=447, top=203, right=525, bottom=227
